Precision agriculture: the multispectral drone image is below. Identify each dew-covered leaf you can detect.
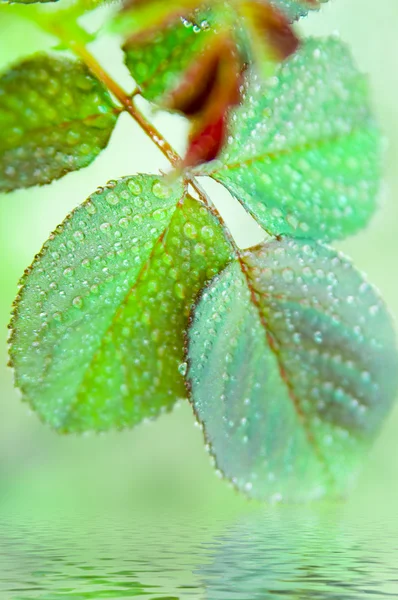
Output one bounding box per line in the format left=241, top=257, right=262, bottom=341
left=0, top=54, right=119, bottom=193
left=113, top=0, right=204, bottom=38
left=187, top=237, right=398, bottom=501
left=124, top=12, right=213, bottom=103
left=123, top=1, right=298, bottom=107
left=9, top=174, right=233, bottom=432
left=124, top=10, right=245, bottom=169
left=200, top=38, right=381, bottom=241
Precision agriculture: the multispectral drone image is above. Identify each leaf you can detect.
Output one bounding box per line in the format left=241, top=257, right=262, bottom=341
left=200, top=38, right=381, bottom=241
left=123, top=2, right=299, bottom=105
left=123, top=9, right=241, bottom=168
left=9, top=174, right=233, bottom=432
left=178, top=35, right=244, bottom=168
left=0, top=53, right=119, bottom=193
left=113, top=0, right=205, bottom=38
left=238, top=1, right=299, bottom=78
left=124, top=11, right=214, bottom=103
left=186, top=237, right=398, bottom=502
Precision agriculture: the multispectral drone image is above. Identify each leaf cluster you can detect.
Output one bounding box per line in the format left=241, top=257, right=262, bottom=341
left=2, top=0, right=397, bottom=502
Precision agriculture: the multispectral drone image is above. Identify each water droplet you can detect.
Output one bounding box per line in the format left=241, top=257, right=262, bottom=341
left=127, top=179, right=142, bottom=195
left=178, top=362, right=187, bottom=376
left=100, top=222, right=111, bottom=233
left=183, top=222, right=197, bottom=239
left=85, top=201, right=96, bottom=215
left=106, top=192, right=119, bottom=205
left=72, top=296, right=83, bottom=308
left=282, top=268, right=294, bottom=283
left=314, top=331, right=323, bottom=344
left=152, top=181, right=170, bottom=199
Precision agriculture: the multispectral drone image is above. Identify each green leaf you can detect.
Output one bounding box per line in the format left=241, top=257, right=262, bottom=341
left=9, top=174, right=233, bottom=432
left=112, top=0, right=207, bottom=38
left=200, top=38, right=381, bottom=241
left=0, top=53, right=119, bottom=193
left=124, top=12, right=213, bottom=103
left=187, top=237, right=398, bottom=502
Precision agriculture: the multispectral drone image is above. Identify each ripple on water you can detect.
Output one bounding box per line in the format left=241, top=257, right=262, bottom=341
left=0, top=509, right=397, bottom=599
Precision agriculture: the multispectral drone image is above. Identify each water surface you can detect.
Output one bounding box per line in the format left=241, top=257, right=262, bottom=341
left=0, top=505, right=397, bottom=599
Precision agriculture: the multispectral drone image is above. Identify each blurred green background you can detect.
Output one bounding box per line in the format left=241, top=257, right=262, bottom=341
left=0, top=0, right=397, bottom=521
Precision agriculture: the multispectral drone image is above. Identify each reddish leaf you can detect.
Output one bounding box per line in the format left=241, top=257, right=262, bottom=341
left=162, top=34, right=221, bottom=116
left=184, top=114, right=227, bottom=167
left=179, top=36, right=244, bottom=168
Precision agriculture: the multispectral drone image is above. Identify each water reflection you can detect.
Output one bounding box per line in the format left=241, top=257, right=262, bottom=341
left=197, top=509, right=398, bottom=599
left=0, top=507, right=397, bottom=599
left=0, top=514, right=206, bottom=599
